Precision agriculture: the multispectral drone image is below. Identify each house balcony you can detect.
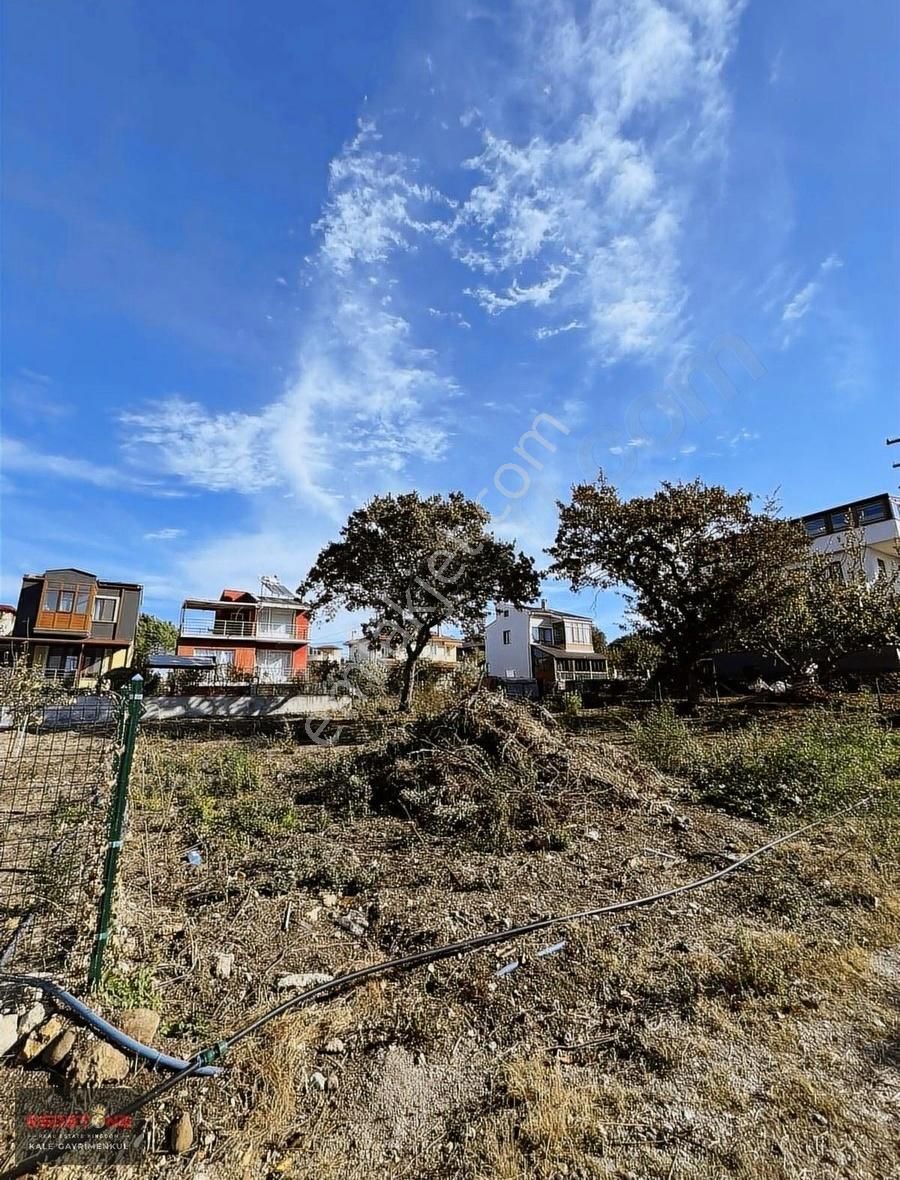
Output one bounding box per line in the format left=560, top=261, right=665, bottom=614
left=557, top=669, right=612, bottom=684
left=179, top=609, right=305, bottom=644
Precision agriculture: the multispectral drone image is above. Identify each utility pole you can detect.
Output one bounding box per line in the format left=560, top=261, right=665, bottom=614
left=889, top=435, right=900, bottom=477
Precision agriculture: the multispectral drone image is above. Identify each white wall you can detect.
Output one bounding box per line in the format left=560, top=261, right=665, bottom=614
left=485, top=605, right=532, bottom=679
left=811, top=520, right=900, bottom=583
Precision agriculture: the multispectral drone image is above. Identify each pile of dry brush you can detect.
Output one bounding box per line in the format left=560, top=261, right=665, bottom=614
left=319, top=690, right=669, bottom=848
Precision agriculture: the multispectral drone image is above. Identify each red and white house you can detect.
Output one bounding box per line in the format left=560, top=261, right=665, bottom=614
left=176, top=578, right=310, bottom=682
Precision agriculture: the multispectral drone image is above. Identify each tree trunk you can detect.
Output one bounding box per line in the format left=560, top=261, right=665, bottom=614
left=398, top=654, right=417, bottom=712
left=398, top=630, right=432, bottom=712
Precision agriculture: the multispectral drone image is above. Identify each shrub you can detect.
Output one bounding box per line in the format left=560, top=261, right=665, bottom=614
left=630, top=704, right=702, bottom=776
left=631, top=703, right=893, bottom=819
left=694, top=709, right=892, bottom=819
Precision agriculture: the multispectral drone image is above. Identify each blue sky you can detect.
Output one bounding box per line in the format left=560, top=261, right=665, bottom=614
left=2, top=0, right=898, bottom=643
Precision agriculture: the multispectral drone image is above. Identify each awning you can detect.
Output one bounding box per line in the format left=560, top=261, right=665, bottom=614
left=531, top=644, right=608, bottom=662
left=146, top=653, right=217, bottom=669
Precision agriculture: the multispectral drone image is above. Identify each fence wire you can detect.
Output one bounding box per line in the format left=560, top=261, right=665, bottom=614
left=0, top=696, right=120, bottom=981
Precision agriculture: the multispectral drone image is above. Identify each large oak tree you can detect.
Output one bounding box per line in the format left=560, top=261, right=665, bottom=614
left=548, top=477, right=808, bottom=701
left=299, top=491, right=539, bottom=709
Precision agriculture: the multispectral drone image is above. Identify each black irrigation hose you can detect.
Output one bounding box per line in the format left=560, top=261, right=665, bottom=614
left=0, top=796, right=872, bottom=1179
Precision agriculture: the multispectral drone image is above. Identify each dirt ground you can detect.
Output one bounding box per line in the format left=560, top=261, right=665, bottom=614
left=1, top=716, right=898, bottom=1179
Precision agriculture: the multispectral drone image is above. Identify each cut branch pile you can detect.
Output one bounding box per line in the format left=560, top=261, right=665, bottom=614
left=334, top=690, right=670, bottom=846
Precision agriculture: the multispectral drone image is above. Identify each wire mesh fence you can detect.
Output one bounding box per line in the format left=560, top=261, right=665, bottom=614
left=0, top=693, right=123, bottom=983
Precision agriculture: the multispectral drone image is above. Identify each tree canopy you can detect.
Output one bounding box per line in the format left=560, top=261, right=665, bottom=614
left=133, top=613, right=179, bottom=670
left=300, top=491, right=539, bottom=708
left=590, top=625, right=608, bottom=653
left=548, top=477, right=808, bottom=698
left=746, top=528, right=900, bottom=679
left=607, top=632, right=663, bottom=678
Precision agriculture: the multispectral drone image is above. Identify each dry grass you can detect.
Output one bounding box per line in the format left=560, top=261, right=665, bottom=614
left=1, top=704, right=898, bottom=1179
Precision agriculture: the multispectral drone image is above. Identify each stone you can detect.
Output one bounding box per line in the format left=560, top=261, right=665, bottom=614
left=67, top=1036, right=130, bottom=1085
left=276, top=972, right=333, bottom=991
left=585, top=829, right=601, bottom=841
left=170, top=1111, right=194, bottom=1153
left=320, top=893, right=339, bottom=908
left=335, top=910, right=368, bottom=938
left=18, top=1003, right=46, bottom=1037
left=43, top=1028, right=77, bottom=1068
left=19, top=1015, right=65, bottom=1063
left=212, top=952, right=235, bottom=981
left=118, top=1008, right=161, bottom=1044
left=309, top=1071, right=327, bottom=1091
left=323, top=1038, right=345, bottom=1054
left=0, top=1013, right=20, bottom=1056
left=326, top=1073, right=340, bottom=1092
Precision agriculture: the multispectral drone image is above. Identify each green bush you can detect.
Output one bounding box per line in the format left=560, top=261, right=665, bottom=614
left=631, top=704, right=894, bottom=819
left=630, top=704, right=702, bottom=776
left=694, top=710, right=892, bottom=819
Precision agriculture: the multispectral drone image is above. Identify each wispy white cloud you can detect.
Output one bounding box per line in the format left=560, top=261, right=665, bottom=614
left=143, top=528, right=185, bottom=542
left=444, top=0, right=744, bottom=361
left=535, top=320, right=583, bottom=340
left=780, top=253, right=843, bottom=339
left=120, top=121, right=459, bottom=511
left=465, top=266, right=571, bottom=315
left=1, top=436, right=176, bottom=494
left=716, top=427, right=760, bottom=449
left=427, top=307, right=471, bottom=329
left=313, top=118, right=452, bottom=274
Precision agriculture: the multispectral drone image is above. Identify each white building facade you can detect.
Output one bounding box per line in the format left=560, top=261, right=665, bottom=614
left=345, top=629, right=461, bottom=665
left=485, top=602, right=609, bottom=692
left=801, top=493, right=900, bottom=582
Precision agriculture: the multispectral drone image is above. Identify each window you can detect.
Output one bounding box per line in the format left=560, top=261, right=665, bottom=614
left=803, top=517, right=827, bottom=538
left=532, top=625, right=554, bottom=644
left=193, top=648, right=234, bottom=666
left=93, top=596, right=119, bottom=623
left=502, top=630, right=511, bottom=645
left=574, top=658, right=591, bottom=672
left=566, top=621, right=591, bottom=645
left=857, top=501, right=888, bottom=525
left=829, top=509, right=852, bottom=532
left=877, top=558, right=887, bottom=577
left=42, top=582, right=92, bottom=615
left=47, top=653, right=78, bottom=672
left=827, top=562, right=845, bottom=583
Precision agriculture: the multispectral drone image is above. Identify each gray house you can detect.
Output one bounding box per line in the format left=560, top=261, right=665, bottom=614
left=7, top=568, right=143, bottom=687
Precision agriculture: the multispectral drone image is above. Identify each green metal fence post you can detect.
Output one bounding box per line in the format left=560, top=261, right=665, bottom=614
left=88, top=674, right=143, bottom=991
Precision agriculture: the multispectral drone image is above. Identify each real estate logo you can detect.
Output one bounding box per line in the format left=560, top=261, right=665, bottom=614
left=14, top=1087, right=145, bottom=1165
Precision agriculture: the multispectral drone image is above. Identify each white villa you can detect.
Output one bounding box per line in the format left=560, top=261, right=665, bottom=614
left=484, top=601, right=610, bottom=692
left=801, top=492, right=900, bottom=582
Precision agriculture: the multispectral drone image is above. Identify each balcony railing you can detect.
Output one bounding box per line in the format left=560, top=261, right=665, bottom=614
left=40, top=669, right=78, bottom=686
left=557, top=669, right=611, bottom=681
left=179, top=611, right=300, bottom=641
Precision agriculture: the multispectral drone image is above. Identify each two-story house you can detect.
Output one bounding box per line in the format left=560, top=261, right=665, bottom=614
left=309, top=643, right=343, bottom=664
left=176, top=577, right=310, bottom=682
left=801, top=492, right=900, bottom=582
left=7, top=568, right=142, bottom=687
left=485, top=602, right=609, bottom=693
left=346, top=627, right=461, bottom=667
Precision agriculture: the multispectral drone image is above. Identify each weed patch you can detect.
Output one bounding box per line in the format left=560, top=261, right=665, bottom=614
left=632, top=705, right=895, bottom=819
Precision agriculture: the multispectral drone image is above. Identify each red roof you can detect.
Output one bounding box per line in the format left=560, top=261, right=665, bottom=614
left=220, top=588, right=255, bottom=602
left=0, top=604, right=15, bottom=613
